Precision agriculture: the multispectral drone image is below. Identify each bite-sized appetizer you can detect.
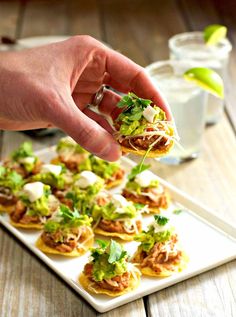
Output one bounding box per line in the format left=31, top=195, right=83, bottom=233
left=62, top=171, right=104, bottom=214
left=31, top=163, right=73, bottom=195
left=36, top=204, right=94, bottom=256
left=132, top=215, right=188, bottom=277
left=51, top=136, right=88, bottom=172
left=10, top=182, right=59, bottom=229
left=0, top=166, right=24, bottom=213
left=4, top=142, right=41, bottom=178
left=92, top=192, right=142, bottom=241
left=122, top=164, right=170, bottom=214
left=114, top=93, right=175, bottom=157
left=79, top=239, right=141, bottom=296
left=79, top=154, right=125, bottom=189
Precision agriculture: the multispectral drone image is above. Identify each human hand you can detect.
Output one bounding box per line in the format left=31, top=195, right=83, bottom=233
left=0, top=35, right=171, bottom=161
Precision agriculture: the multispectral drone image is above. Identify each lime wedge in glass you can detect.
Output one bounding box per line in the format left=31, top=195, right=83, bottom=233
left=204, top=24, right=227, bottom=46
left=184, top=67, right=224, bottom=99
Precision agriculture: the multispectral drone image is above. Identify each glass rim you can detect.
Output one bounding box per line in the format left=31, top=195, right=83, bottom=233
left=169, top=31, right=232, bottom=55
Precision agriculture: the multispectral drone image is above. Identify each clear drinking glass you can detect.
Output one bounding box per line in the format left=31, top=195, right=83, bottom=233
left=145, top=60, right=207, bottom=165
left=169, top=32, right=232, bottom=125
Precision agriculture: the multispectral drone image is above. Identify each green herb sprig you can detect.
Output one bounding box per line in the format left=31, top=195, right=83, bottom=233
left=128, top=163, right=150, bottom=181
left=154, top=215, right=169, bottom=226
left=117, top=92, right=152, bottom=110
left=117, top=93, right=152, bottom=123
left=59, top=204, right=81, bottom=222
left=91, top=239, right=127, bottom=264
left=108, top=240, right=127, bottom=263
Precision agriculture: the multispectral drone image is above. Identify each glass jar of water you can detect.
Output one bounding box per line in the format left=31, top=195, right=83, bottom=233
left=169, top=32, right=232, bottom=125
left=146, top=60, right=207, bottom=165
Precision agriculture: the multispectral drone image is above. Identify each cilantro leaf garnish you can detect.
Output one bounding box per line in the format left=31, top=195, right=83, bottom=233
left=134, top=203, right=146, bottom=210
left=90, top=240, right=128, bottom=282
left=117, top=92, right=152, bottom=109
left=44, top=205, right=91, bottom=233
left=117, top=95, right=134, bottom=108
left=91, top=239, right=127, bottom=265
left=154, top=215, right=169, bottom=226
left=96, top=239, right=109, bottom=250
left=59, top=204, right=80, bottom=221
left=117, top=93, right=152, bottom=125
left=108, top=240, right=123, bottom=263
left=128, top=163, right=150, bottom=181
left=108, top=240, right=127, bottom=263
left=91, top=240, right=109, bottom=262
left=116, top=93, right=155, bottom=139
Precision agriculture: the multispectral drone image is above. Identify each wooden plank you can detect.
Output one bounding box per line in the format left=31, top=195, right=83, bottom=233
left=100, top=0, right=187, bottom=66
left=100, top=0, right=148, bottom=66
left=0, top=227, right=97, bottom=317
left=178, top=0, right=236, bottom=131
left=147, top=261, right=236, bottom=317
left=0, top=1, right=20, bottom=38
left=211, top=0, right=236, bottom=133
left=67, top=0, right=102, bottom=40
left=214, top=0, right=236, bottom=43
left=20, top=0, right=68, bottom=37
left=100, top=300, right=146, bottom=317
left=178, top=0, right=220, bottom=29
left=20, top=0, right=102, bottom=39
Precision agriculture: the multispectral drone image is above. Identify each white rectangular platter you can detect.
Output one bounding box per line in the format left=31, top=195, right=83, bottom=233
left=1, top=146, right=236, bottom=313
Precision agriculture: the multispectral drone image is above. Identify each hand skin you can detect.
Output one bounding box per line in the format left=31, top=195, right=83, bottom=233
left=0, top=35, right=172, bottom=161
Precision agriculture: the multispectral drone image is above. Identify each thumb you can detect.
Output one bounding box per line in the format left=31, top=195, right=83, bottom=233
left=48, top=95, right=121, bottom=161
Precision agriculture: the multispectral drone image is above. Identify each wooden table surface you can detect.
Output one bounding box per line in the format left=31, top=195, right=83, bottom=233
left=0, top=0, right=236, bottom=316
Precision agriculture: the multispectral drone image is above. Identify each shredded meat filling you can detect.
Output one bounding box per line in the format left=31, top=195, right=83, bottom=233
left=0, top=187, right=17, bottom=206
left=96, top=195, right=108, bottom=206
left=10, top=200, right=51, bottom=225
left=122, top=188, right=168, bottom=209
left=115, top=121, right=171, bottom=152
left=10, top=200, right=27, bottom=222
left=98, top=219, right=142, bottom=234
left=133, top=235, right=182, bottom=273
left=3, top=160, right=41, bottom=178
left=41, top=226, right=89, bottom=253
left=121, top=135, right=169, bottom=151
left=105, top=168, right=125, bottom=186
left=84, top=263, right=130, bottom=292
left=58, top=153, right=87, bottom=172
left=52, top=189, right=73, bottom=208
